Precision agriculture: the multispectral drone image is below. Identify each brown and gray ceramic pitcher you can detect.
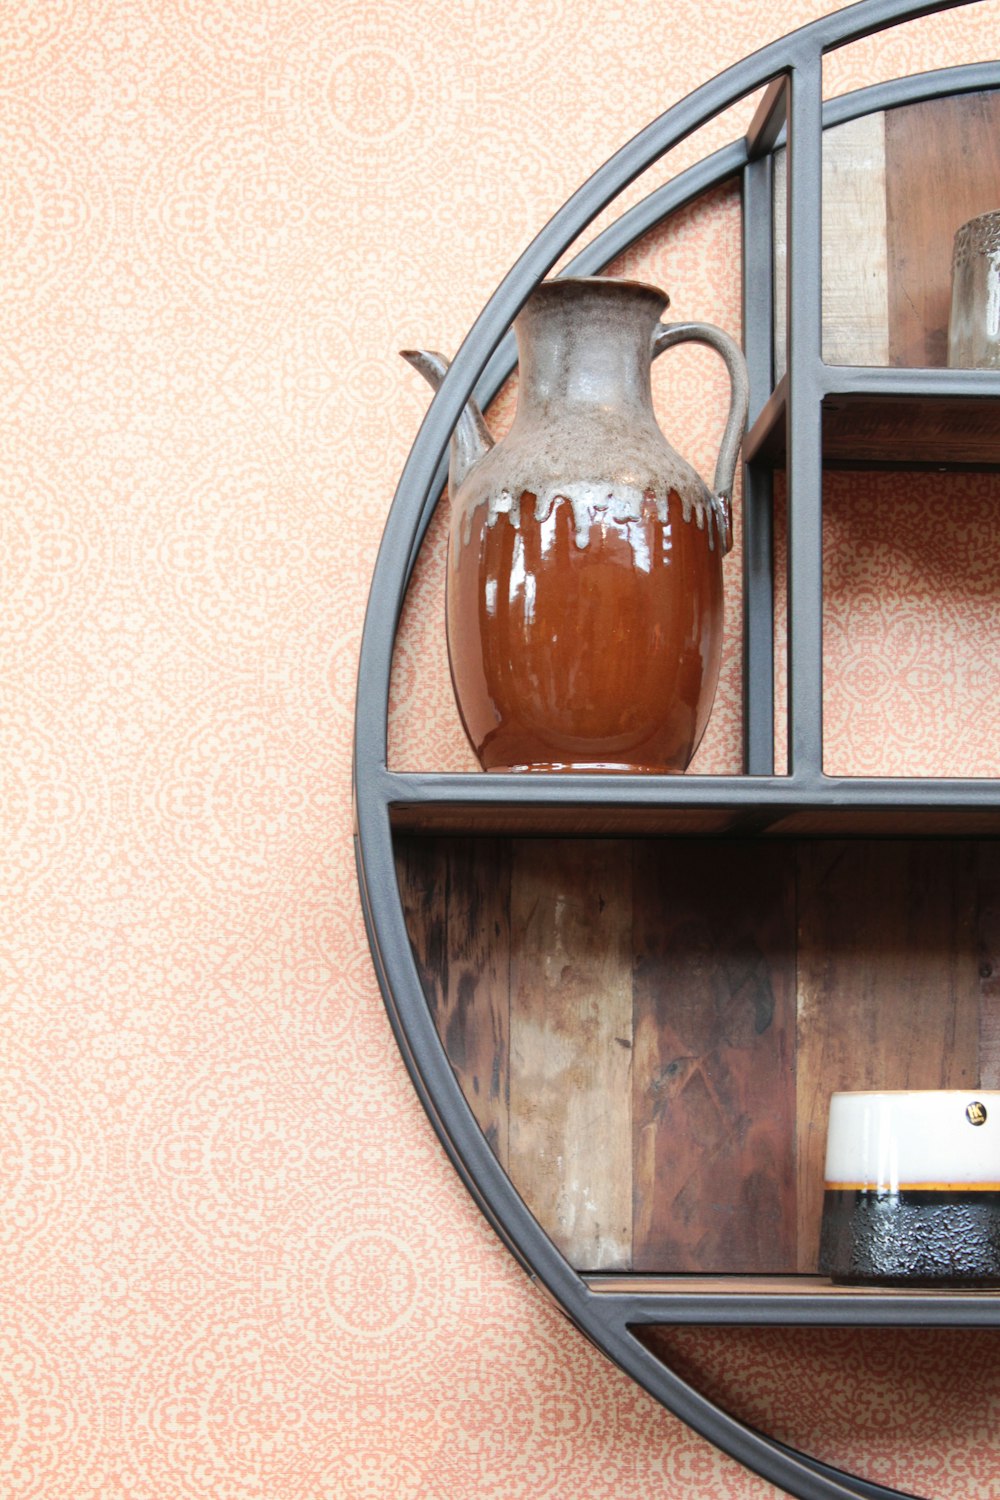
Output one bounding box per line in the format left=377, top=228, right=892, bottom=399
left=404, top=276, right=748, bottom=773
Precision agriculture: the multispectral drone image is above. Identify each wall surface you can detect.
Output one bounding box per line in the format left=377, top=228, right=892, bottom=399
left=4, top=3, right=1000, bottom=1498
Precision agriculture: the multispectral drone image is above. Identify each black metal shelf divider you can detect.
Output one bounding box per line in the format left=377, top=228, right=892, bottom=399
left=787, top=51, right=827, bottom=785
left=741, top=95, right=778, bottom=775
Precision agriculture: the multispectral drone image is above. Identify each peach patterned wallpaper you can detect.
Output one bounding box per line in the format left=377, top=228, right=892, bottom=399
left=4, top=3, right=1000, bottom=1499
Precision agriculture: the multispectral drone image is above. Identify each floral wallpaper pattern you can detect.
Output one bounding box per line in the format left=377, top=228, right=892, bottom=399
left=3, top=2, right=1000, bottom=1497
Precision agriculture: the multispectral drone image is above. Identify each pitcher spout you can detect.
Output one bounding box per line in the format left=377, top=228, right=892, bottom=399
left=401, top=349, right=495, bottom=494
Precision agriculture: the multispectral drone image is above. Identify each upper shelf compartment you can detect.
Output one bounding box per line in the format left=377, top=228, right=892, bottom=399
left=745, top=86, right=1000, bottom=471
left=773, top=88, right=1000, bottom=378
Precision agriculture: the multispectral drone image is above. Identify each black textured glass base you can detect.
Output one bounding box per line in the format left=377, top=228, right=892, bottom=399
left=819, top=1188, right=1000, bottom=1286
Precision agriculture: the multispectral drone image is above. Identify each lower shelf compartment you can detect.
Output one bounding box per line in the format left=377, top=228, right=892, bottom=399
left=396, top=833, right=1000, bottom=1279
left=635, top=1323, right=1000, bottom=1493
left=745, top=378, right=1000, bottom=470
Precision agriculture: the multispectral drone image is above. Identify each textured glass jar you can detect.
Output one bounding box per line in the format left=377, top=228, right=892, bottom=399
left=947, top=210, right=1000, bottom=368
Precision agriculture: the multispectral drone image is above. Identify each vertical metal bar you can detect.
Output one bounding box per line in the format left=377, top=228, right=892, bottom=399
left=785, top=51, right=826, bottom=783
left=742, top=147, right=778, bottom=776
left=742, top=471, right=777, bottom=775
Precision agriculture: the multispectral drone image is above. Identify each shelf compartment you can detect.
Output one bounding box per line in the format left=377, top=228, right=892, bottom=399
left=772, top=88, right=1000, bottom=375
left=395, top=834, right=1000, bottom=1283
left=822, top=391, right=1000, bottom=469
left=746, top=371, right=1000, bottom=470
left=635, top=1325, right=1000, bottom=1495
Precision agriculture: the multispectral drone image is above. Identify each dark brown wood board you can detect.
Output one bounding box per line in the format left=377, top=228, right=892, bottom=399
left=631, top=841, right=797, bottom=1272
left=977, top=841, right=1000, bottom=1089
left=395, top=837, right=511, bottom=1160
left=443, top=839, right=511, bottom=1162
left=395, top=836, right=449, bottom=1026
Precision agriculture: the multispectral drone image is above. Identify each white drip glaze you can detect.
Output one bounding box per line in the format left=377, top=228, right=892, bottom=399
left=456, top=481, right=728, bottom=563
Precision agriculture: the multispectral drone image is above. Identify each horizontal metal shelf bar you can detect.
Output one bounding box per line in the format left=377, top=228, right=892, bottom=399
left=587, top=1272, right=1000, bottom=1320
left=382, top=768, right=1000, bottom=811
left=584, top=1285, right=1000, bottom=1327
left=822, top=365, right=1000, bottom=398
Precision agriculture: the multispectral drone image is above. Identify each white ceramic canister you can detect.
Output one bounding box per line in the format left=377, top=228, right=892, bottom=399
left=819, top=1090, right=1000, bottom=1284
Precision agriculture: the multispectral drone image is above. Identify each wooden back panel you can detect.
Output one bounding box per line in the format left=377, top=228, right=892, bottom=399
left=396, top=835, right=993, bottom=1275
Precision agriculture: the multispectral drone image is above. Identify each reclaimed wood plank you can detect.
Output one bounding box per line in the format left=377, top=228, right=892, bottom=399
left=977, top=841, right=1000, bottom=1089
left=444, top=839, right=511, bottom=1163
left=821, top=112, right=889, bottom=367
left=389, top=799, right=742, bottom=837
left=394, top=837, right=510, bottom=1162
left=765, top=808, right=1000, bottom=839
left=886, top=91, right=1000, bottom=367
left=508, top=839, right=633, bottom=1270
left=821, top=394, right=1000, bottom=468
left=394, top=835, right=449, bottom=1026
left=796, top=840, right=981, bottom=1271
left=631, top=841, right=797, bottom=1273
left=773, top=113, right=889, bottom=378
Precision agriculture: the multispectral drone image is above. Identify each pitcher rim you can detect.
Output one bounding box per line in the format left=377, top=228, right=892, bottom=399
left=526, top=274, right=670, bottom=310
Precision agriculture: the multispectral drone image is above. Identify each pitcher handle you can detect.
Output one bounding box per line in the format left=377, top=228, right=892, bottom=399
left=652, top=321, right=749, bottom=556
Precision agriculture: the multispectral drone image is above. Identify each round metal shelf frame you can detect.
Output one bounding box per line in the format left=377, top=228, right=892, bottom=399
left=354, top=5, right=998, bottom=1496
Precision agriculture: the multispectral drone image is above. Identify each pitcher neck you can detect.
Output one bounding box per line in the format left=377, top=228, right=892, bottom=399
left=512, top=278, right=667, bottom=415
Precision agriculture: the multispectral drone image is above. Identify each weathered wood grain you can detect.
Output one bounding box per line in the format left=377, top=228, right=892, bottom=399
left=766, top=808, right=1000, bottom=839
left=443, top=839, right=511, bottom=1162
left=400, top=834, right=993, bottom=1281
left=886, top=91, right=1000, bottom=367
left=773, top=113, right=889, bottom=378
left=977, top=841, right=1000, bottom=1089
left=822, top=393, right=1000, bottom=468
left=394, top=837, right=511, bottom=1161
left=389, top=799, right=741, bottom=837
left=749, top=385, right=1000, bottom=471
left=796, top=840, right=981, bottom=1271
left=821, top=112, right=890, bottom=367
left=775, top=93, right=1000, bottom=373
left=508, top=839, right=633, bottom=1270
left=631, top=841, right=797, bottom=1273
left=394, top=835, right=449, bottom=1023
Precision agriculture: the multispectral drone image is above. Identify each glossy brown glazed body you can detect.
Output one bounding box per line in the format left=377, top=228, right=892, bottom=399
left=448, top=486, right=723, bottom=772
left=408, top=277, right=746, bottom=773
